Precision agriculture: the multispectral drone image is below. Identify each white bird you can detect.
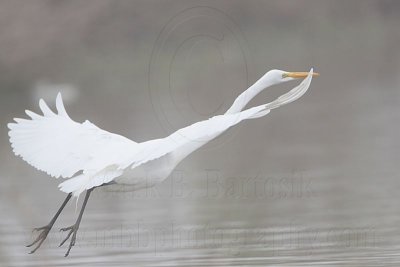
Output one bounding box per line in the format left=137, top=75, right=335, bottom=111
left=8, top=68, right=318, bottom=256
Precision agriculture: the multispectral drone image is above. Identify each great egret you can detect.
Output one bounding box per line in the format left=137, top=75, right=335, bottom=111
left=8, top=68, right=318, bottom=256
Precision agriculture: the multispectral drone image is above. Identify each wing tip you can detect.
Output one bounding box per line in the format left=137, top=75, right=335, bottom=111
left=39, top=98, right=56, bottom=117
left=56, top=92, right=62, bottom=107
left=7, top=122, right=16, bottom=130
left=25, top=109, right=42, bottom=120
left=55, top=91, right=71, bottom=119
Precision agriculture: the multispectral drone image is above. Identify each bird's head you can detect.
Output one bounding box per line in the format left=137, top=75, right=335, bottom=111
left=261, top=69, right=320, bottom=85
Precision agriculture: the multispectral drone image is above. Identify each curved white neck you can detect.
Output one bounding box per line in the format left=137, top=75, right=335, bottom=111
left=225, top=74, right=275, bottom=114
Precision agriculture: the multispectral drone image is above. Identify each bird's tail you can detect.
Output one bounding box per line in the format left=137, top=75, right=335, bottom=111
left=58, top=174, right=90, bottom=197
left=58, top=166, right=123, bottom=197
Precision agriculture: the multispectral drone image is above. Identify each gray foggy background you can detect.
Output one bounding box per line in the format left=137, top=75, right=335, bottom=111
left=0, top=0, right=399, bottom=266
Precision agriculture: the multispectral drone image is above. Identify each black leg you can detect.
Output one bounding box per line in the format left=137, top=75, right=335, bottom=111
left=59, top=188, right=94, bottom=257
left=27, top=193, right=72, bottom=254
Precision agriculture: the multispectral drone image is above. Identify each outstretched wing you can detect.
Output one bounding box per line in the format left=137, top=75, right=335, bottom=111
left=8, top=93, right=138, bottom=179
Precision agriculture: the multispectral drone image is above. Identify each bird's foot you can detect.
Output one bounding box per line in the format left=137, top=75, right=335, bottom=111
left=26, top=225, right=52, bottom=254
left=59, top=224, right=78, bottom=257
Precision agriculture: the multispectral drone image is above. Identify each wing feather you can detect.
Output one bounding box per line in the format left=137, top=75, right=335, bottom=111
left=8, top=93, right=138, bottom=179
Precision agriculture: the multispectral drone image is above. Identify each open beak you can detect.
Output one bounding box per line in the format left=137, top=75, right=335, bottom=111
left=284, top=71, right=320, bottom=79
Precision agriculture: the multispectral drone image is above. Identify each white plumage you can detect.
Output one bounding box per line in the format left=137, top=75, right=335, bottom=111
left=8, top=69, right=315, bottom=197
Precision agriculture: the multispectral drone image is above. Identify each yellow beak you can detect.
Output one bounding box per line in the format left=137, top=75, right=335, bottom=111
left=284, top=71, right=320, bottom=79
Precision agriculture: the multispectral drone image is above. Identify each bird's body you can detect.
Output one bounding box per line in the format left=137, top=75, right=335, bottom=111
left=8, top=68, right=317, bottom=256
